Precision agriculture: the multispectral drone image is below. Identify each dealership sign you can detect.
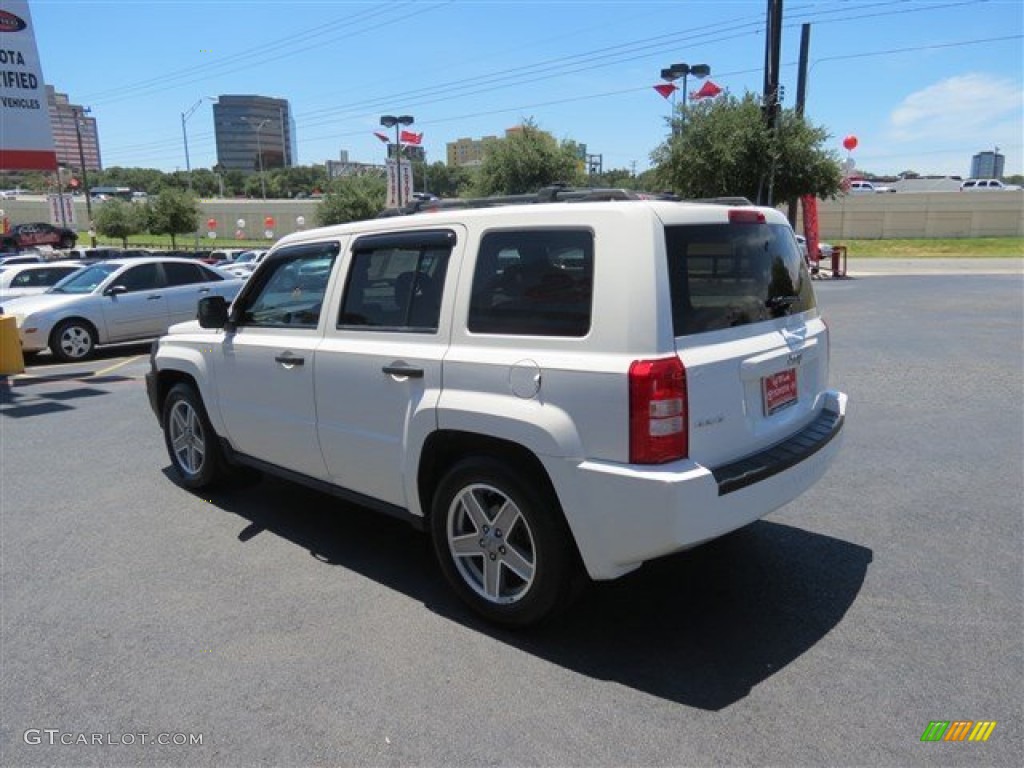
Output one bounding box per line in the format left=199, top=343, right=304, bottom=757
left=0, top=1, right=58, bottom=171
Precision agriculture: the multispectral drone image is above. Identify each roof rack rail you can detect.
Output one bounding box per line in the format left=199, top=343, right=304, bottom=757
left=376, top=185, right=684, bottom=217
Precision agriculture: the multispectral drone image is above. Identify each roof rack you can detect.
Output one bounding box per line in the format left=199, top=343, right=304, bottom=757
left=377, top=184, right=689, bottom=217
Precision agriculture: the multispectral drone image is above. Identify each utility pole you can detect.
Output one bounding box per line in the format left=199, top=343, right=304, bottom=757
left=72, top=106, right=96, bottom=246
left=788, top=22, right=811, bottom=225
left=759, top=0, right=784, bottom=206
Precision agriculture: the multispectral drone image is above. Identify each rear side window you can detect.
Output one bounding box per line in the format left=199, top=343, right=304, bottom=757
left=468, top=229, right=593, bottom=337
left=665, top=221, right=815, bottom=336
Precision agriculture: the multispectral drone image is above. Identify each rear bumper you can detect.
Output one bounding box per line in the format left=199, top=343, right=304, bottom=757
left=552, top=390, right=848, bottom=580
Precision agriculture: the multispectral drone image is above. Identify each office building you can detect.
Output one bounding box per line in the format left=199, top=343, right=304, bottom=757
left=213, top=95, right=296, bottom=173
left=446, top=136, right=499, bottom=167
left=970, top=150, right=1005, bottom=179
left=47, top=86, right=101, bottom=172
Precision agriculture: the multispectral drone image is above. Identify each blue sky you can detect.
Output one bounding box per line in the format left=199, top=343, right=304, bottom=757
left=28, top=0, right=1024, bottom=177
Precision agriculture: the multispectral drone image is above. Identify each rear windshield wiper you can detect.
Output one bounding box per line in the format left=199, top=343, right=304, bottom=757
left=765, top=295, right=800, bottom=314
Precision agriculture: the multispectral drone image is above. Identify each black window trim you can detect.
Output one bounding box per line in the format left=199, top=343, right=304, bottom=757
left=337, top=229, right=456, bottom=333
left=230, top=240, right=342, bottom=326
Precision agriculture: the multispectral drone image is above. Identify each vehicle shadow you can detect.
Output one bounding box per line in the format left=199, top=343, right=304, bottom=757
left=186, top=472, right=872, bottom=711
left=25, top=341, right=152, bottom=367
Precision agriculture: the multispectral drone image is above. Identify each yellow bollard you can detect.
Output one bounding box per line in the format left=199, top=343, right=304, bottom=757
left=0, top=315, right=25, bottom=375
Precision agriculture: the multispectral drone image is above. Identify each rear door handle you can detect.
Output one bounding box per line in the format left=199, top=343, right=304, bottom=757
left=382, top=364, right=424, bottom=379
left=147, top=294, right=163, bottom=300
left=275, top=354, right=305, bottom=367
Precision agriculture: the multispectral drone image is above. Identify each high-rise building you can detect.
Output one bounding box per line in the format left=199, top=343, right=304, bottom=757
left=213, top=95, right=296, bottom=173
left=970, top=150, right=1005, bottom=179
left=46, top=86, right=101, bottom=172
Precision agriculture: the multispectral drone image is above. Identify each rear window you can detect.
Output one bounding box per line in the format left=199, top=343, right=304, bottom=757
left=665, top=221, right=815, bottom=336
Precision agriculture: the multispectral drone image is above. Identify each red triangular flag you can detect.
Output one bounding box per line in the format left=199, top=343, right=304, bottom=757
left=691, top=80, right=723, bottom=100
left=373, top=131, right=390, bottom=143
left=400, top=130, right=422, bottom=146
left=653, top=83, right=677, bottom=100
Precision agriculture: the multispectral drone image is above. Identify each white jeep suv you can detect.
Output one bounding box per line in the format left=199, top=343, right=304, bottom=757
left=146, top=191, right=847, bottom=626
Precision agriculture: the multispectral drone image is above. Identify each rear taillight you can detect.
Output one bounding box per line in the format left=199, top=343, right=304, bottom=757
left=629, top=356, right=688, bottom=464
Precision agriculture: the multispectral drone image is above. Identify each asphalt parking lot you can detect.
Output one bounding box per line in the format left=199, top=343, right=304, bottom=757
left=1, top=259, right=1021, bottom=767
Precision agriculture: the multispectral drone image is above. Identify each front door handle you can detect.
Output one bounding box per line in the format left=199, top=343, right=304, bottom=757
left=382, top=364, right=424, bottom=379
left=275, top=354, right=305, bottom=367
left=147, top=294, right=163, bottom=300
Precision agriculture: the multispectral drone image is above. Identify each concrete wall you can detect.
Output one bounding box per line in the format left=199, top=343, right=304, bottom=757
left=2, top=192, right=1022, bottom=241
left=803, top=191, right=1024, bottom=239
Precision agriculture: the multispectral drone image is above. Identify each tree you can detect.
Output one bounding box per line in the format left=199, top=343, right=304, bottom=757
left=146, top=189, right=200, bottom=248
left=474, top=119, right=586, bottom=196
left=414, top=161, right=473, bottom=199
left=650, top=92, right=842, bottom=206
left=588, top=168, right=642, bottom=189
left=316, top=175, right=386, bottom=226
left=93, top=199, right=147, bottom=247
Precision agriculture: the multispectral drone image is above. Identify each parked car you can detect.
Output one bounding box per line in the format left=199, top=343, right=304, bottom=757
left=0, top=262, right=84, bottom=302
left=960, top=178, right=1022, bottom=191
left=0, top=222, right=77, bottom=251
left=0, top=257, right=244, bottom=362
left=67, top=247, right=124, bottom=261
left=147, top=187, right=847, bottom=626
left=222, top=249, right=268, bottom=277
left=209, top=249, right=248, bottom=266
left=847, top=180, right=894, bottom=194
left=0, top=252, right=46, bottom=267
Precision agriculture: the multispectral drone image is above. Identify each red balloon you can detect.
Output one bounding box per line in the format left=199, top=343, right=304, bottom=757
left=842, top=135, right=858, bottom=151
left=206, top=218, right=217, bottom=229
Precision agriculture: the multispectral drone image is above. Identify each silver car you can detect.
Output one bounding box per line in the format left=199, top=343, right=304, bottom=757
left=0, top=262, right=84, bottom=302
left=0, top=257, right=244, bottom=361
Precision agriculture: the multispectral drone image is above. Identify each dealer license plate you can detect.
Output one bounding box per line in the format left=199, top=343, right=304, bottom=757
left=762, top=369, right=798, bottom=415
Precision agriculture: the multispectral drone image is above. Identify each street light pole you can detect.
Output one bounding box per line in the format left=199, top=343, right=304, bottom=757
left=380, top=114, right=414, bottom=208
left=241, top=117, right=271, bottom=200
left=181, top=98, right=204, bottom=193
left=662, top=62, right=711, bottom=137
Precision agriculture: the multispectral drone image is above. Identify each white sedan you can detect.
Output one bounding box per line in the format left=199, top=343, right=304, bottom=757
left=0, top=262, right=84, bottom=301
left=0, top=257, right=244, bottom=361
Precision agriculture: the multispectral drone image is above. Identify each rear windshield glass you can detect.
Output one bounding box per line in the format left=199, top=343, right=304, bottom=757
left=665, top=222, right=815, bottom=336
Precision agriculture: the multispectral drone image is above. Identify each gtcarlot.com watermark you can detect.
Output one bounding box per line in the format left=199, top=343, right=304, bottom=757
left=24, top=729, right=203, bottom=747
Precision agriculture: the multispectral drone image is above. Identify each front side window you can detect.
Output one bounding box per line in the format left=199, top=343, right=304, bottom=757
left=338, top=231, right=452, bottom=332
left=665, top=221, right=815, bottom=336
left=468, top=229, right=593, bottom=337
left=236, top=242, right=339, bottom=328
left=50, top=263, right=119, bottom=294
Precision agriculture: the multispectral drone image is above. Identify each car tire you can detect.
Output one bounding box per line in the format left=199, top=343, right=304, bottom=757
left=48, top=319, right=97, bottom=362
left=59, top=236, right=75, bottom=249
left=162, top=383, right=227, bottom=490
left=431, top=457, right=578, bottom=627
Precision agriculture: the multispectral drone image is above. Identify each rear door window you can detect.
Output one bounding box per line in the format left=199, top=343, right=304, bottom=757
left=338, top=230, right=453, bottom=332
left=665, top=220, right=815, bottom=336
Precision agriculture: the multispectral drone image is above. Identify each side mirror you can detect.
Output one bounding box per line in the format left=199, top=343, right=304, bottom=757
left=105, top=285, right=127, bottom=296
left=198, top=295, right=230, bottom=329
